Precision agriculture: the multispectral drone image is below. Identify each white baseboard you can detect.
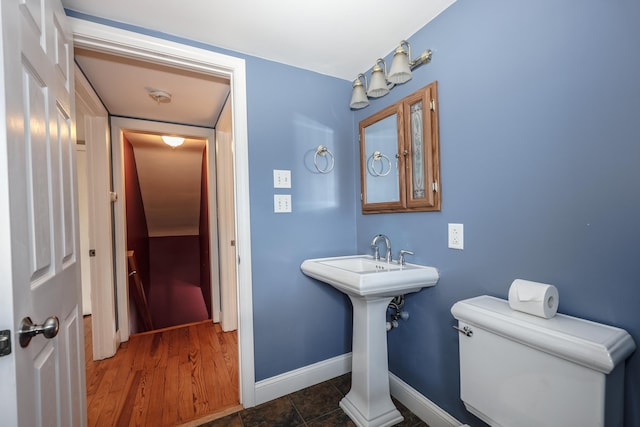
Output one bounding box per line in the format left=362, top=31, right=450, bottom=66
left=253, top=354, right=462, bottom=427
left=254, top=353, right=352, bottom=405
left=389, top=372, right=462, bottom=427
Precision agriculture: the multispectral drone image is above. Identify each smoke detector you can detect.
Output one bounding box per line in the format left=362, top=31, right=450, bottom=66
left=146, top=88, right=172, bottom=104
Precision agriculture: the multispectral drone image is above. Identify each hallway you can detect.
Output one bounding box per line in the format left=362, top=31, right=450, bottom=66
left=84, top=316, right=240, bottom=426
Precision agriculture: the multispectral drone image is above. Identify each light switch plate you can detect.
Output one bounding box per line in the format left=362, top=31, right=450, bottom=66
left=273, top=170, right=291, bottom=188
left=274, top=194, right=292, bottom=213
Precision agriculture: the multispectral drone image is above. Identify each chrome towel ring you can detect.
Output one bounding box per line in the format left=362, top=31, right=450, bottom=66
left=313, top=145, right=335, bottom=174
left=367, top=151, right=392, bottom=177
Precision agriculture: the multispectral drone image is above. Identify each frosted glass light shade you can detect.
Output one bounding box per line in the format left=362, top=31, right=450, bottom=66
left=350, top=80, right=369, bottom=109
left=367, top=65, right=389, bottom=98
left=388, top=47, right=412, bottom=84
left=162, top=136, right=185, bottom=147
left=349, top=43, right=432, bottom=108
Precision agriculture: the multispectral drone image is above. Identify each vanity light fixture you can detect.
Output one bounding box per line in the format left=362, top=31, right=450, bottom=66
left=161, top=135, right=185, bottom=148
left=367, top=59, right=391, bottom=98
left=349, top=74, right=369, bottom=109
left=350, top=40, right=432, bottom=109
left=388, top=40, right=432, bottom=84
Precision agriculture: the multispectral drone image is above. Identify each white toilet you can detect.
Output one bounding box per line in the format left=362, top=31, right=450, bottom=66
left=451, top=295, right=636, bottom=427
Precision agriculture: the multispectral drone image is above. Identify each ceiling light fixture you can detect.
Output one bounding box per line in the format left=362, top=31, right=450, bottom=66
left=350, top=40, right=432, bottom=110
left=161, top=136, right=185, bottom=148
left=147, top=88, right=172, bottom=104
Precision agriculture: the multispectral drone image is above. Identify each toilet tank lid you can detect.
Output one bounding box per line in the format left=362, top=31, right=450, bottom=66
left=451, top=296, right=636, bottom=374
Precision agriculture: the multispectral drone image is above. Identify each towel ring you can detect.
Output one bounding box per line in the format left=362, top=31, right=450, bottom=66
left=367, top=151, right=391, bottom=177
left=313, top=145, right=334, bottom=174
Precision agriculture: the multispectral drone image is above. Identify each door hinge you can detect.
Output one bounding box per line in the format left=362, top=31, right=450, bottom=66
left=430, top=99, right=436, bottom=111
left=0, top=330, right=11, bottom=357
left=432, top=181, right=439, bottom=192
left=89, top=249, right=96, bottom=257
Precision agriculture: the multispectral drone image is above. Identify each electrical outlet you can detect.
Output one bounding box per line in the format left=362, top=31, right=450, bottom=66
left=273, top=169, right=291, bottom=188
left=274, top=194, right=292, bottom=213
left=448, top=223, right=464, bottom=250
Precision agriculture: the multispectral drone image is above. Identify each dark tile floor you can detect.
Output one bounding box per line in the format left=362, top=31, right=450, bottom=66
left=200, top=374, right=428, bottom=427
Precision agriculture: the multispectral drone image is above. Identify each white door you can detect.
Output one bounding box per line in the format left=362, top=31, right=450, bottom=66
left=0, top=1, right=86, bottom=426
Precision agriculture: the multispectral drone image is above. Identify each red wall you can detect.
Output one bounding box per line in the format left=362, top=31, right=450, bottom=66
left=199, top=145, right=212, bottom=317
left=148, top=236, right=209, bottom=328
left=123, top=135, right=150, bottom=333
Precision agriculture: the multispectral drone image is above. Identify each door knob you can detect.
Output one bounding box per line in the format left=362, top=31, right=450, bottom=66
left=19, top=316, right=59, bottom=348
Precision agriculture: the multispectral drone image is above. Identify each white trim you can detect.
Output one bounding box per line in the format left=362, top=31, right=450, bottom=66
left=74, top=64, right=118, bottom=360
left=70, top=18, right=255, bottom=406
left=389, top=372, right=462, bottom=427
left=254, top=353, right=352, bottom=405
left=214, top=98, right=237, bottom=331
left=204, top=128, right=221, bottom=324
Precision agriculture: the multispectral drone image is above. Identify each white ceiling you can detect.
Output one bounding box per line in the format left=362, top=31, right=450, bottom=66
left=65, top=0, right=456, bottom=81
left=75, top=48, right=229, bottom=128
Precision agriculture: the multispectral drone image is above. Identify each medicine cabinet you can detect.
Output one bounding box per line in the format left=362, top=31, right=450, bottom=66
left=359, top=81, right=440, bottom=213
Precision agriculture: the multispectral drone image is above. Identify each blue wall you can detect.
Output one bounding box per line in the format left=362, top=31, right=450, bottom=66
left=353, top=1, right=640, bottom=425
left=245, top=58, right=357, bottom=379
left=69, top=1, right=640, bottom=424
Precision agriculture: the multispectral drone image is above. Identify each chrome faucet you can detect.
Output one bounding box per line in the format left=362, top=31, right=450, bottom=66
left=398, top=249, right=414, bottom=266
left=371, top=234, right=392, bottom=263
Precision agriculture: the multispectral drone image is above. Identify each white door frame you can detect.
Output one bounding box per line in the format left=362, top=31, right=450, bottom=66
left=74, top=65, right=118, bottom=360
left=215, top=99, right=239, bottom=332
left=70, top=18, right=256, bottom=406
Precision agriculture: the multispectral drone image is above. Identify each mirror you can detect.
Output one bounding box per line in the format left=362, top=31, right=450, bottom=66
left=361, top=104, right=402, bottom=206
left=359, top=81, right=440, bottom=213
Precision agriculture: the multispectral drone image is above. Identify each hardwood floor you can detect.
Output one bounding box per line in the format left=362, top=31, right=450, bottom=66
left=84, top=316, right=241, bottom=426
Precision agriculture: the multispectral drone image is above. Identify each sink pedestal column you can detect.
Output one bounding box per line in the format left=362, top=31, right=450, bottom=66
left=340, top=295, right=403, bottom=427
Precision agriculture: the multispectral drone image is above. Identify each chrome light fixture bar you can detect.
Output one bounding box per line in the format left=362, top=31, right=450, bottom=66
left=350, top=40, right=432, bottom=110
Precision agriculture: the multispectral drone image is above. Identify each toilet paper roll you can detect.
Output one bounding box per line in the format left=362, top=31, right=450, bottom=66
left=508, top=279, right=559, bottom=319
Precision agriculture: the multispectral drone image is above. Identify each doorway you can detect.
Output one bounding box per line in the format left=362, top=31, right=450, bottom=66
left=71, top=17, right=256, bottom=406
left=123, top=130, right=213, bottom=332
left=119, top=126, right=219, bottom=333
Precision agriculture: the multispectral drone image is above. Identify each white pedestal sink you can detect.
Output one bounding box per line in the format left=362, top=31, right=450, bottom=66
left=301, top=255, right=439, bottom=427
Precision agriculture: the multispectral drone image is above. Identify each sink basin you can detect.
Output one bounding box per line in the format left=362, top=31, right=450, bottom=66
left=301, top=255, right=439, bottom=298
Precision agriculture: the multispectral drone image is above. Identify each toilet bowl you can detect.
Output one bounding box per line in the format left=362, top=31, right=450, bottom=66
left=451, top=295, right=636, bottom=427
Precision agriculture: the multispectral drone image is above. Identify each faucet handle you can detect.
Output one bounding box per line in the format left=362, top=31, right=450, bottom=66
left=371, top=245, right=380, bottom=260
left=398, top=250, right=414, bottom=265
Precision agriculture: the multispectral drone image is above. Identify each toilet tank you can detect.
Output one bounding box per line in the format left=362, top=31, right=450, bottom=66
left=451, top=296, right=636, bottom=427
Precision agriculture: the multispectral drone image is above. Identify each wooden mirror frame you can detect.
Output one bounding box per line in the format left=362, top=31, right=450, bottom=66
left=359, top=81, right=440, bottom=214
